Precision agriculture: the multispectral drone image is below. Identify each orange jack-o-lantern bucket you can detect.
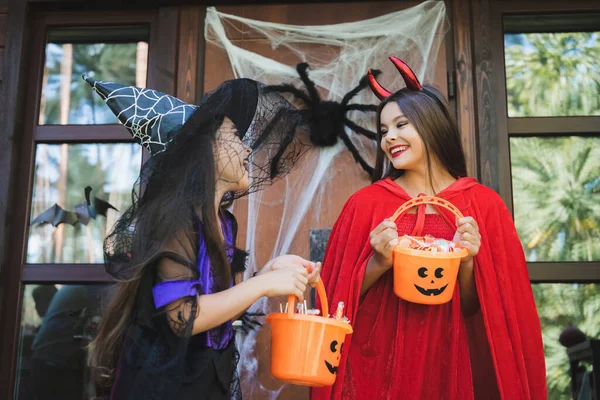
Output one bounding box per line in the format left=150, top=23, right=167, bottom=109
left=265, top=280, right=352, bottom=387
left=390, top=196, right=468, bottom=305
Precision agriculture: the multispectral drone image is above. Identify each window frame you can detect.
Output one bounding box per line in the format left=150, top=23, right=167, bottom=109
left=488, top=0, right=600, bottom=282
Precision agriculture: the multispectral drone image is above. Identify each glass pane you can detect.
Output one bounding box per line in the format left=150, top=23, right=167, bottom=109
left=504, top=32, right=600, bottom=117
left=15, top=284, right=111, bottom=400
left=40, top=27, right=149, bottom=125
left=533, top=283, right=600, bottom=399
left=510, top=136, right=600, bottom=262
left=28, top=143, right=142, bottom=263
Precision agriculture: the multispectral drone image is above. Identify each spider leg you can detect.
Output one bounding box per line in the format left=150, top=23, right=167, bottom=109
left=338, top=129, right=374, bottom=176
left=244, top=312, right=266, bottom=317
left=346, top=104, right=377, bottom=112
left=344, top=118, right=377, bottom=140
left=264, top=84, right=311, bottom=104
left=296, top=63, right=322, bottom=104
left=340, top=69, right=382, bottom=107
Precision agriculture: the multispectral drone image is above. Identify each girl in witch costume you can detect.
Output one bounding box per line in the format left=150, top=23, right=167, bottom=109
left=84, top=76, right=320, bottom=400
left=311, top=57, right=546, bottom=400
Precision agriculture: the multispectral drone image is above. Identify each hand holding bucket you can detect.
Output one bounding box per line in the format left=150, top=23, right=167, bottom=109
left=389, top=196, right=468, bottom=305
left=265, top=279, right=352, bottom=387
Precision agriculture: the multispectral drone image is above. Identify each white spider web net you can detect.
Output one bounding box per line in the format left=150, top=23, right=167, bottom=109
left=205, top=2, right=448, bottom=398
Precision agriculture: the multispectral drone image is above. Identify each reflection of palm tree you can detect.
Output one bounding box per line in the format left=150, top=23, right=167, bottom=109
left=511, top=136, right=600, bottom=261
left=505, top=32, right=600, bottom=117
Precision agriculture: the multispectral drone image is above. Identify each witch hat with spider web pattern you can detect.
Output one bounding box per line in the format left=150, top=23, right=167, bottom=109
left=83, top=75, right=199, bottom=155
left=84, top=74, right=310, bottom=199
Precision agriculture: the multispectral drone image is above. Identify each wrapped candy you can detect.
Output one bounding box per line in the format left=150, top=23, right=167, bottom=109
left=334, top=302, right=345, bottom=320
left=398, top=234, right=460, bottom=253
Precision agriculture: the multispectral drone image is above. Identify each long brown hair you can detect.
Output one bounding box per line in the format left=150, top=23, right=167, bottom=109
left=90, top=109, right=232, bottom=391
left=371, top=85, right=468, bottom=186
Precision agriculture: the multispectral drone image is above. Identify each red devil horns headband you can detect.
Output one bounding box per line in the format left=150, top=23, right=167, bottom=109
left=367, top=56, right=423, bottom=100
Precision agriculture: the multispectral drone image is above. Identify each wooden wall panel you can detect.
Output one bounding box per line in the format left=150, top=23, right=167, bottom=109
left=177, top=7, right=202, bottom=103
left=149, top=7, right=179, bottom=95
left=202, top=3, right=449, bottom=399
left=471, top=0, right=501, bottom=194
left=452, top=0, right=479, bottom=178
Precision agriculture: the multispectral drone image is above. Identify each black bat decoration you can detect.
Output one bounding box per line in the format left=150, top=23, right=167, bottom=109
left=31, top=186, right=118, bottom=228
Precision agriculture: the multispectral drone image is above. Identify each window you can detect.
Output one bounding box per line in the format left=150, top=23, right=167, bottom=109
left=502, top=13, right=600, bottom=398
left=40, top=27, right=148, bottom=125
left=6, top=14, right=158, bottom=399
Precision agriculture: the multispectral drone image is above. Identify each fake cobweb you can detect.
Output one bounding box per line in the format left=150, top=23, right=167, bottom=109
left=205, top=2, right=447, bottom=398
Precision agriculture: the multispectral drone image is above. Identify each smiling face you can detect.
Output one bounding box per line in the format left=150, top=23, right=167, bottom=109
left=379, top=101, right=427, bottom=173
left=214, top=117, right=252, bottom=192
left=413, top=266, right=448, bottom=297
left=373, top=88, right=469, bottom=184
left=324, top=339, right=344, bottom=375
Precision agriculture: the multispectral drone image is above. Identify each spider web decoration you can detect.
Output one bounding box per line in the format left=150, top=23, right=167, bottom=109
left=84, top=75, right=198, bottom=155
left=265, top=62, right=379, bottom=176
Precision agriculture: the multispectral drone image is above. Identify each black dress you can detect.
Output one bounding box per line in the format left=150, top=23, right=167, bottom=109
left=109, top=324, right=240, bottom=400
left=108, top=212, right=247, bottom=400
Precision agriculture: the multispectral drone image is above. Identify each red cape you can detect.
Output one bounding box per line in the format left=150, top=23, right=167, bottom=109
left=311, top=178, right=546, bottom=400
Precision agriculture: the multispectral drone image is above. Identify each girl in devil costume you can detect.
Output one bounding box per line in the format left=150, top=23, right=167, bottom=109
left=311, top=57, right=547, bottom=400
left=84, top=77, right=320, bottom=400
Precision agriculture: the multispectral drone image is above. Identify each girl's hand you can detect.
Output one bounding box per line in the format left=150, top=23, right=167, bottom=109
left=369, top=219, right=399, bottom=269
left=261, top=255, right=322, bottom=287
left=258, top=265, right=309, bottom=301
left=455, top=216, right=481, bottom=264
left=306, top=262, right=322, bottom=287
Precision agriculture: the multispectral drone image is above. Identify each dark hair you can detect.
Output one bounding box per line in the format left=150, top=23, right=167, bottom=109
left=371, top=85, right=468, bottom=188
left=90, top=108, right=232, bottom=388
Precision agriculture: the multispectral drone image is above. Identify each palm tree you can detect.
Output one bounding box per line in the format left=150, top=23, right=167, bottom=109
left=505, top=32, right=600, bottom=117
left=511, top=136, right=600, bottom=262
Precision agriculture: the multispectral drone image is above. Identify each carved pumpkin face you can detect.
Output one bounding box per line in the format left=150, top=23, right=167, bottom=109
left=324, top=340, right=344, bottom=374
left=414, top=266, right=448, bottom=296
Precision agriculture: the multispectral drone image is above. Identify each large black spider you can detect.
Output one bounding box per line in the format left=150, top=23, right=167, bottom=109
left=265, top=63, right=380, bottom=176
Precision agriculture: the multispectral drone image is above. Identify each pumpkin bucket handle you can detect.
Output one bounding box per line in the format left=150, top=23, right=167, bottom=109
left=389, top=196, right=464, bottom=223
left=287, top=278, right=328, bottom=318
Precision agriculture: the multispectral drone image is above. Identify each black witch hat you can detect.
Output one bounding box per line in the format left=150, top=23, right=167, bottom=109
left=84, top=75, right=309, bottom=186
left=83, top=76, right=263, bottom=155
